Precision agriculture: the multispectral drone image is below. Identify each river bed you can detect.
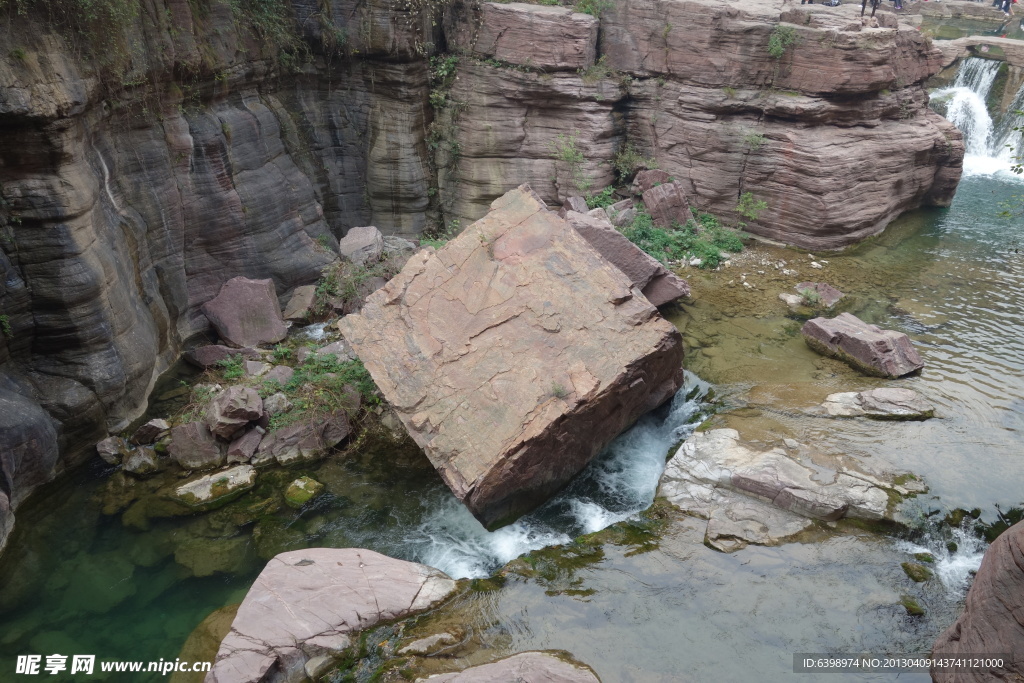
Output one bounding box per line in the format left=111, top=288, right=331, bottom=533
left=2, top=159, right=1022, bottom=683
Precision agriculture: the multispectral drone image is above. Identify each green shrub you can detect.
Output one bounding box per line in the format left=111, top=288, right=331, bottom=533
left=736, top=192, right=768, bottom=222
left=575, top=0, right=612, bottom=16
left=619, top=209, right=743, bottom=269
left=268, top=355, right=379, bottom=430
left=613, top=141, right=658, bottom=181
left=216, top=354, right=246, bottom=380
left=0, top=314, right=11, bottom=338
left=549, top=130, right=592, bottom=194
left=768, top=25, right=797, bottom=59
left=585, top=186, right=617, bottom=209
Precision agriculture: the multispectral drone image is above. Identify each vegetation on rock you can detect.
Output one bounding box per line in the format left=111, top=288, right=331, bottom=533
left=619, top=208, right=743, bottom=269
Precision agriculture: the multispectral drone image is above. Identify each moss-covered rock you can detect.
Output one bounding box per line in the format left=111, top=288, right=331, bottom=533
left=284, top=476, right=325, bottom=508
left=900, top=595, right=925, bottom=616
left=901, top=561, right=933, bottom=583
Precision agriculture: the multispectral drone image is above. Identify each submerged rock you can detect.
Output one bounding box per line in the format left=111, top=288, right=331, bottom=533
left=657, top=429, right=914, bottom=552
left=422, top=651, right=600, bottom=682
left=208, top=548, right=457, bottom=683
left=284, top=476, right=324, bottom=508
left=802, top=312, right=924, bottom=378
left=339, top=185, right=685, bottom=529
left=822, top=388, right=934, bottom=420
left=201, top=277, right=287, bottom=349
left=794, top=282, right=845, bottom=308
left=171, top=465, right=258, bottom=511
left=932, top=520, right=1024, bottom=681
left=901, top=561, right=933, bottom=583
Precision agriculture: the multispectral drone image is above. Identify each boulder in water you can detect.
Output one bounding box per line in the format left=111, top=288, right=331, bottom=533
left=931, top=520, right=1024, bottom=681
left=822, top=387, right=934, bottom=420
left=207, top=548, right=456, bottom=683
left=172, top=465, right=257, bottom=511
left=802, top=312, right=924, bottom=378
left=338, top=185, right=685, bottom=529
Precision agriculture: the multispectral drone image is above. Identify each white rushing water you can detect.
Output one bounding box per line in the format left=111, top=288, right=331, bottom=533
left=932, top=57, right=1024, bottom=177
left=896, top=519, right=987, bottom=598
left=398, top=374, right=710, bottom=578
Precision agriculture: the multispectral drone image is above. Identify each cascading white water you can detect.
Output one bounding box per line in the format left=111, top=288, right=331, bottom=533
left=931, top=57, right=1024, bottom=177
left=388, top=374, right=710, bottom=579
left=895, top=519, right=987, bottom=598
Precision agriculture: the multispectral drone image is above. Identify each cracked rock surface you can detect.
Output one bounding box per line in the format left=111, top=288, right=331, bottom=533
left=339, top=185, right=684, bottom=528
left=657, top=429, right=924, bottom=552
left=207, top=548, right=456, bottom=683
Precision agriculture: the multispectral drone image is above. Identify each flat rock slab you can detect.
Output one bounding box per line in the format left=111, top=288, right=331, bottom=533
left=169, top=422, right=225, bottom=470
left=823, top=387, right=934, bottom=420
left=421, top=651, right=601, bottom=682
left=208, top=548, right=456, bottom=683
left=339, top=185, right=684, bottom=528
left=931, top=521, right=1024, bottom=682
left=173, top=465, right=257, bottom=511
left=657, top=429, right=917, bottom=551
left=802, top=312, right=924, bottom=378
left=201, top=277, right=287, bottom=349
left=565, top=210, right=690, bottom=306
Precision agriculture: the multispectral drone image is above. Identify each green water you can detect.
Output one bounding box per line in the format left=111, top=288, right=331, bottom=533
left=1, top=174, right=1022, bottom=681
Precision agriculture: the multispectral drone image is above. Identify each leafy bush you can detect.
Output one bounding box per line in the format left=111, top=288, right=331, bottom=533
left=585, top=186, right=617, bottom=209
left=268, top=354, right=380, bottom=430
left=736, top=192, right=768, bottom=222
left=768, top=25, right=797, bottom=59
left=575, top=0, right=612, bottom=16
left=216, top=354, right=246, bottom=380
left=549, top=131, right=592, bottom=194
left=619, top=209, right=743, bottom=269
left=613, top=141, right=658, bottom=181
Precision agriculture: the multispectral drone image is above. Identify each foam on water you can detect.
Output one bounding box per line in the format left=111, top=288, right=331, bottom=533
left=896, top=519, right=987, bottom=598
left=399, top=373, right=710, bottom=578
left=297, top=321, right=330, bottom=340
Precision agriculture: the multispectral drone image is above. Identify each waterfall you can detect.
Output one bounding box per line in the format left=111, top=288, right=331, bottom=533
left=930, top=57, right=1024, bottom=177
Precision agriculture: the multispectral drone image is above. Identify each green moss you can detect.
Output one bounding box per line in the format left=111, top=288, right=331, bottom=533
left=900, top=595, right=925, bottom=616
left=913, top=552, right=935, bottom=564
left=901, top=561, right=933, bottom=583
left=284, top=476, right=324, bottom=508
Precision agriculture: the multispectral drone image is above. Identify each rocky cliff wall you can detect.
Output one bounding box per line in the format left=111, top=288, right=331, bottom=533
left=0, top=0, right=962, bottom=552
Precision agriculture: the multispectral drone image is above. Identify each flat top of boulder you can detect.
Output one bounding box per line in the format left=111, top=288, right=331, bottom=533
left=423, top=651, right=601, bottom=682
left=201, top=277, right=287, bottom=349
left=208, top=548, right=456, bottom=683
left=338, top=185, right=683, bottom=526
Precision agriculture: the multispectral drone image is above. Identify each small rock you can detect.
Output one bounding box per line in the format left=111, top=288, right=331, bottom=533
left=902, top=561, right=933, bottom=583
left=810, top=261, right=823, bottom=269
left=794, top=282, right=844, bottom=308
left=284, top=476, right=325, bottom=508
left=263, top=392, right=294, bottom=416
left=779, top=293, right=803, bottom=310
left=399, top=631, right=459, bottom=656
left=901, top=595, right=925, bottom=616
left=690, top=257, right=703, bottom=267
left=123, top=448, right=161, bottom=477
left=283, top=285, right=317, bottom=323
left=131, top=419, right=171, bottom=446
left=168, top=422, right=226, bottom=470
left=244, top=361, right=271, bottom=377
left=315, top=340, right=354, bottom=361
left=338, top=226, right=384, bottom=265
left=262, top=365, right=295, bottom=387
left=227, top=429, right=263, bottom=464
left=96, top=436, right=131, bottom=466
left=205, top=386, right=264, bottom=441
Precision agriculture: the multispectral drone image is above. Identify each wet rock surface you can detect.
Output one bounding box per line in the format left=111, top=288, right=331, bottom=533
left=208, top=548, right=457, bottom=683
left=658, top=429, right=922, bottom=552
left=822, top=388, right=934, bottom=420
left=802, top=313, right=925, bottom=378
left=172, top=466, right=257, bottom=511
left=421, top=651, right=601, bottom=683
left=339, top=185, right=684, bottom=528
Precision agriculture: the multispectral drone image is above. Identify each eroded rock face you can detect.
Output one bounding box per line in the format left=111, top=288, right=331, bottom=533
left=339, top=185, right=684, bottom=528
left=252, top=413, right=350, bottom=467
left=931, top=521, right=1024, bottom=682
left=207, top=548, right=457, bottom=683
left=657, top=429, right=923, bottom=551
left=803, top=312, right=925, bottom=378
left=422, top=651, right=601, bottom=683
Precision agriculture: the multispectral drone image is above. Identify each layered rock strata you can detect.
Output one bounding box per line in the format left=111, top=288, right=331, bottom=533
left=207, top=548, right=457, bottom=683
left=339, top=185, right=684, bottom=528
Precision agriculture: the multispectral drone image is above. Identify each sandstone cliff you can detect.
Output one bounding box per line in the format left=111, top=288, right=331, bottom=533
left=0, top=0, right=962, bottom=551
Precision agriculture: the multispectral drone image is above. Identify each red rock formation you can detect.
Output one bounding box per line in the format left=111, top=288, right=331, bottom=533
left=932, top=521, right=1024, bottom=682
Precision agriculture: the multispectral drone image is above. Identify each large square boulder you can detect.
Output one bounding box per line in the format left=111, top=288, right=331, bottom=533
left=338, top=185, right=684, bottom=529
